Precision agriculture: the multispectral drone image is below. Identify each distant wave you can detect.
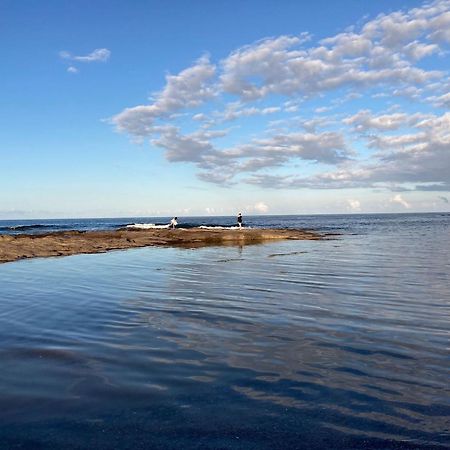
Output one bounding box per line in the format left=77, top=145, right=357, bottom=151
left=0, top=224, right=65, bottom=232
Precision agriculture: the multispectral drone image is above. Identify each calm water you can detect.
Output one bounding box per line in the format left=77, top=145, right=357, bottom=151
left=0, top=214, right=449, bottom=449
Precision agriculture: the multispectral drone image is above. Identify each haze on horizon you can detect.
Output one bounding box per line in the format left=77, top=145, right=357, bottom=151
left=1, top=0, right=449, bottom=219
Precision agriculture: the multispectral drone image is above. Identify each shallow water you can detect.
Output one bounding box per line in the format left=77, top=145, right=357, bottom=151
left=0, top=214, right=449, bottom=449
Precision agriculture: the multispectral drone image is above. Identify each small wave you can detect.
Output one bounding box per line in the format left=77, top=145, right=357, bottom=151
left=10, top=224, right=48, bottom=231
left=116, top=223, right=135, bottom=228
left=126, top=223, right=170, bottom=230
left=198, top=225, right=244, bottom=230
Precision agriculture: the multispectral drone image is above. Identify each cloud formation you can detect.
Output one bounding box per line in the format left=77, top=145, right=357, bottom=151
left=112, top=0, right=450, bottom=193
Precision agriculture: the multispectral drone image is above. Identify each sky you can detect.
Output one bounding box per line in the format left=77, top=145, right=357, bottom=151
left=1, top=0, right=449, bottom=219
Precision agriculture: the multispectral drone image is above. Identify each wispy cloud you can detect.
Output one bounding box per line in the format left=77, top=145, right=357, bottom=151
left=60, top=48, right=111, bottom=63
left=60, top=48, right=111, bottom=73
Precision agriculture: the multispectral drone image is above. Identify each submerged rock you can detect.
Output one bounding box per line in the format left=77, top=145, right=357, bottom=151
left=0, top=228, right=324, bottom=264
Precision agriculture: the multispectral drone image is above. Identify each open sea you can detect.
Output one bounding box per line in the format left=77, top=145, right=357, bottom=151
left=0, top=213, right=449, bottom=449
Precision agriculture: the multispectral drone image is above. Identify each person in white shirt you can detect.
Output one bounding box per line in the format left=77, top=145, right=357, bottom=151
left=170, top=217, right=178, bottom=229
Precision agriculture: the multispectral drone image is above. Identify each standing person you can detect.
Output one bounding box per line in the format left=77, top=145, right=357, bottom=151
left=170, top=217, right=178, bottom=229
left=237, top=212, right=243, bottom=229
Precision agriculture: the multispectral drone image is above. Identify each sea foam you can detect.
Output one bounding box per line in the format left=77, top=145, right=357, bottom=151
left=126, top=223, right=170, bottom=229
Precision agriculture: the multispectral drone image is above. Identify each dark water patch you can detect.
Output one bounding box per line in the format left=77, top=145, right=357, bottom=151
left=216, top=258, right=244, bottom=263
left=267, top=251, right=308, bottom=258
left=0, top=347, right=86, bottom=364
left=318, top=342, right=416, bottom=360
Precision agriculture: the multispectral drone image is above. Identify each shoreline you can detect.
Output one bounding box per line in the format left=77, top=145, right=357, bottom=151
left=0, top=228, right=325, bottom=264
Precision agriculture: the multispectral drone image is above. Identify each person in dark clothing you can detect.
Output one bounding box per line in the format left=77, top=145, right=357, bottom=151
left=237, top=212, right=243, bottom=228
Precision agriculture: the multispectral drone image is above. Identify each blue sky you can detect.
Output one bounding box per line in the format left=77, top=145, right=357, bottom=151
left=1, top=0, right=449, bottom=219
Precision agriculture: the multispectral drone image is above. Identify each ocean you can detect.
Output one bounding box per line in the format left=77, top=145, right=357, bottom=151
left=1, top=213, right=436, bottom=235
left=0, top=213, right=449, bottom=449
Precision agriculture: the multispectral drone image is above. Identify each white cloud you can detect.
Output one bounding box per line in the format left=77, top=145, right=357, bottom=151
left=67, top=66, right=79, bottom=74
left=403, top=41, right=439, bottom=60
left=224, top=131, right=351, bottom=163
left=343, top=109, right=436, bottom=135
left=392, top=86, right=423, bottom=99
left=315, top=106, right=333, bottom=114
left=390, top=194, right=411, bottom=208
left=192, top=113, right=207, bottom=121
left=347, top=199, right=361, bottom=211
left=367, top=132, right=426, bottom=150
left=343, top=110, right=410, bottom=132
left=151, top=126, right=223, bottom=162
left=428, top=10, right=450, bottom=42
left=215, top=102, right=281, bottom=122
left=252, top=202, right=269, bottom=213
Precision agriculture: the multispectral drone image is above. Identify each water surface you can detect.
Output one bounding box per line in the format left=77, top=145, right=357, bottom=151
left=0, top=214, right=449, bottom=449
